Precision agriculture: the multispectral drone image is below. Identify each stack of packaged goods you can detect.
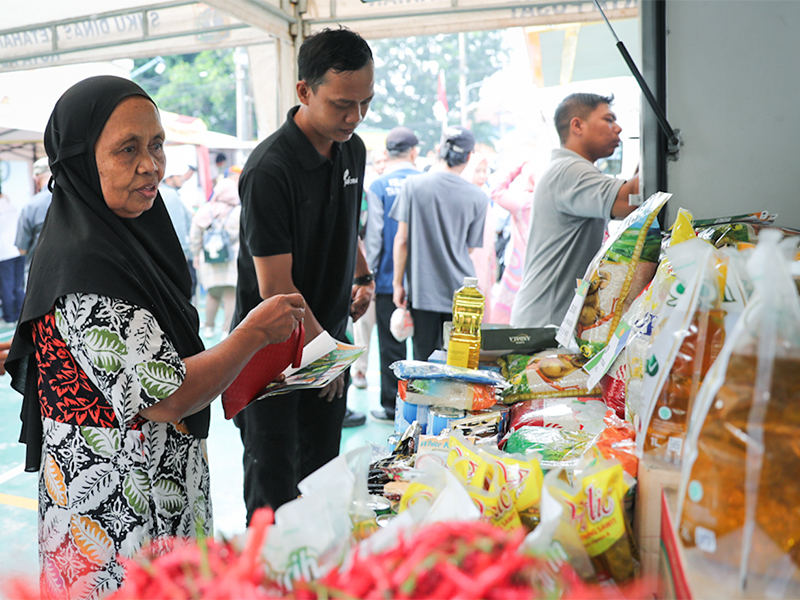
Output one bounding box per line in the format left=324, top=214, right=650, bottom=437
left=59, top=198, right=800, bottom=600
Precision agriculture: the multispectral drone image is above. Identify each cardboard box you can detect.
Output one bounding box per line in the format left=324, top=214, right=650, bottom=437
left=479, top=324, right=558, bottom=355
left=634, top=458, right=682, bottom=598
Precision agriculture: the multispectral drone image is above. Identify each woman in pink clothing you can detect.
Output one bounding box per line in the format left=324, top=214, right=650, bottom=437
left=461, top=153, right=497, bottom=320
left=488, top=161, right=535, bottom=324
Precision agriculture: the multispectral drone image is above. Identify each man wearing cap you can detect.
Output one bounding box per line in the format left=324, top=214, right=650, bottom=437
left=390, top=125, right=489, bottom=362
left=363, top=126, right=421, bottom=422
left=16, top=157, right=53, bottom=275
left=160, top=165, right=196, bottom=299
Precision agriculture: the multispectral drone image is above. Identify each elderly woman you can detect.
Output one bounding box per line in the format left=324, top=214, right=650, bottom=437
left=4, top=76, right=305, bottom=599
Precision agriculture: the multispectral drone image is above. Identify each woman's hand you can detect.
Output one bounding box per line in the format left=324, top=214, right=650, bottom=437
left=240, top=293, right=306, bottom=345
left=0, top=339, right=12, bottom=376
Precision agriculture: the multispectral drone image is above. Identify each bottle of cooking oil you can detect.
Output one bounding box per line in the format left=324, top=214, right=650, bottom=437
left=447, top=276, right=484, bottom=369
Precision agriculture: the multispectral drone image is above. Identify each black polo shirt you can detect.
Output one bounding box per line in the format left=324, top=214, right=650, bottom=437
left=233, top=106, right=366, bottom=340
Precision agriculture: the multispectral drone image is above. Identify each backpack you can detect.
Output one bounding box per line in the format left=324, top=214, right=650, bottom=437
left=203, top=210, right=233, bottom=264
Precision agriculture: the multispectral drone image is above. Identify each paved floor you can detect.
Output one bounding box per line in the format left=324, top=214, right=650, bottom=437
left=0, top=302, right=394, bottom=581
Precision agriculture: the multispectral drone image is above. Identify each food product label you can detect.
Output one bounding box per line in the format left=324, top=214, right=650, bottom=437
left=694, top=525, right=717, bottom=553
left=447, top=339, right=471, bottom=368
left=561, top=463, right=627, bottom=557
left=556, top=279, right=588, bottom=349
left=584, top=320, right=632, bottom=389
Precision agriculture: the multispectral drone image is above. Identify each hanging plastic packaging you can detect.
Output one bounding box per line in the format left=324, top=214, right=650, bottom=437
left=677, top=229, right=800, bottom=597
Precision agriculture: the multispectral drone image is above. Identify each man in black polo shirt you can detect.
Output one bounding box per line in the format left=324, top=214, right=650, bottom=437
left=231, top=28, right=376, bottom=520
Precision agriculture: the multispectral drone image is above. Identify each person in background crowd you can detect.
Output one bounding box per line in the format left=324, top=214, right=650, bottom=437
left=15, top=157, right=53, bottom=276
left=160, top=164, right=197, bottom=300
left=461, top=152, right=496, bottom=320
left=350, top=147, right=387, bottom=389
left=214, top=152, right=228, bottom=185
left=3, top=75, right=304, bottom=600
left=0, top=182, right=24, bottom=325
left=231, top=27, right=376, bottom=521
left=489, top=161, right=535, bottom=324
left=363, top=126, right=420, bottom=422
left=226, top=163, right=243, bottom=184
left=190, top=177, right=241, bottom=339
left=391, top=126, right=489, bottom=362
left=511, top=93, right=639, bottom=328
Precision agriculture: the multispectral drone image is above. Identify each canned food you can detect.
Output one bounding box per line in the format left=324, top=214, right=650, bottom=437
left=428, top=406, right=467, bottom=436
left=366, top=494, right=392, bottom=516
left=376, top=513, right=394, bottom=528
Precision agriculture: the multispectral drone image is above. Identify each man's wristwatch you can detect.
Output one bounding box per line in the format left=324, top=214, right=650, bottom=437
left=353, top=272, right=374, bottom=286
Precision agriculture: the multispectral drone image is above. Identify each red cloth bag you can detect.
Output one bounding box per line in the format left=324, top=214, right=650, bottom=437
left=221, top=323, right=305, bottom=419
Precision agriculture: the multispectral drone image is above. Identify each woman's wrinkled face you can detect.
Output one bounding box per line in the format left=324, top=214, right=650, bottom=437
left=95, top=96, right=166, bottom=219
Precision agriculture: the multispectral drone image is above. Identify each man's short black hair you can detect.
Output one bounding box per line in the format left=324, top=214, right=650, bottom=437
left=554, top=93, right=615, bottom=145
left=298, top=27, right=373, bottom=91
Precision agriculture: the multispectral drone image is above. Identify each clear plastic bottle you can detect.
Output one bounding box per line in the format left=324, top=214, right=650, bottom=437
left=447, top=276, right=485, bottom=369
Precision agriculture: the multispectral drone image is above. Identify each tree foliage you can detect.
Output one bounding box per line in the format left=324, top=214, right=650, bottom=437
left=365, top=30, right=510, bottom=154
left=132, top=31, right=509, bottom=147
left=132, top=50, right=237, bottom=136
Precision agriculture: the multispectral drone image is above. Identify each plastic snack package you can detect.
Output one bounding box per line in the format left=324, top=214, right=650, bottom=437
left=499, top=351, right=601, bottom=404
left=558, top=192, right=670, bottom=359
left=481, top=445, right=545, bottom=531
left=397, top=378, right=497, bottom=410
left=677, top=229, right=800, bottom=598
left=523, top=471, right=599, bottom=587
left=547, top=458, right=639, bottom=584
left=580, top=412, right=638, bottom=480
left=389, top=359, right=508, bottom=387
left=500, top=426, right=596, bottom=471
left=505, top=396, right=608, bottom=436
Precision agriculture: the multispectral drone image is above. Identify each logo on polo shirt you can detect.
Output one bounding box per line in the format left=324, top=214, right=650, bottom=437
left=343, top=169, right=359, bottom=187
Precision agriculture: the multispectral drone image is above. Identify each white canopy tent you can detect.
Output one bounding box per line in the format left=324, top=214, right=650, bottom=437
left=1, top=0, right=639, bottom=136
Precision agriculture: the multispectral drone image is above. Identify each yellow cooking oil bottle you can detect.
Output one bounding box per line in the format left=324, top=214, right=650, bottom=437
left=447, top=276, right=484, bottom=370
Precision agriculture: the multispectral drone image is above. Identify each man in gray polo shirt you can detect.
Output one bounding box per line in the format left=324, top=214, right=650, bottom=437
left=511, top=93, right=639, bottom=328
left=390, top=126, right=488, bottom=361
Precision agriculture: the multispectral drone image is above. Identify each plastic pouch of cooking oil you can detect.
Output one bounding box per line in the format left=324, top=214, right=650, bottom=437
left=677, top=229, right=800, bottom=598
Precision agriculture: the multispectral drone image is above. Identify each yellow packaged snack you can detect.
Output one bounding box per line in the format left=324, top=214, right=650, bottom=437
left=549, top=459, right=638, bottom=583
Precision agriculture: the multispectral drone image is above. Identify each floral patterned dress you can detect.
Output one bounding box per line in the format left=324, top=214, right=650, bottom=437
left=32, top=293, right=212, bottom=600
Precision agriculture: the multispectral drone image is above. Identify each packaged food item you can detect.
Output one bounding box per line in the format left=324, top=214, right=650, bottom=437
left=397, top=378, right=497, bottom=410
left=581, top=413, right=638, bottom=480
left=390, top=359, right=507, bottom=387
left=500, top=426, right=596, bottom=470
left=692, top=210, right=776, bottom=247
left=481, top=446, right=544, bottom=530
left=544, top=459, right=638, bottom=584
left=557, top=192, right=670, bottom=359
left=450, top=404, right=509, bottom=444
left=638, top=237, right=745, bottom=465
left=499, top=351, right=601, bottom=404
left=505, top=396, right=608, bottom=435
left=427, top=406, right=466, bottom=436
left=678, top=230, right=800, bottom=596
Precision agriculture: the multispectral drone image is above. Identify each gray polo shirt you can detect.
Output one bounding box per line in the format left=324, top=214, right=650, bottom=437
left=390, top=170, right=488, bottom=313
left=511, top=148, right=623, bottom=328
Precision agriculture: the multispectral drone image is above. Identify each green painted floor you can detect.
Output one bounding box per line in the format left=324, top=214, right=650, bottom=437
left=0, top=299, right=394, bottom=580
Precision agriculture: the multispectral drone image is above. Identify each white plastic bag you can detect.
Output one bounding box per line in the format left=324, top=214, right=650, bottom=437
left=390, top=307, right=414, bottom=341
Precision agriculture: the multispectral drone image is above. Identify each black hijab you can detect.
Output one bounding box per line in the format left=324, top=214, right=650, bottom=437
left=5, top=75, right=208, bottom=472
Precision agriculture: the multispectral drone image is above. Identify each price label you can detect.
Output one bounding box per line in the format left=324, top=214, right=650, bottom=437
left=584, top=320, right=632, bottom=388
left=556, top=279, right=588, bottom=349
